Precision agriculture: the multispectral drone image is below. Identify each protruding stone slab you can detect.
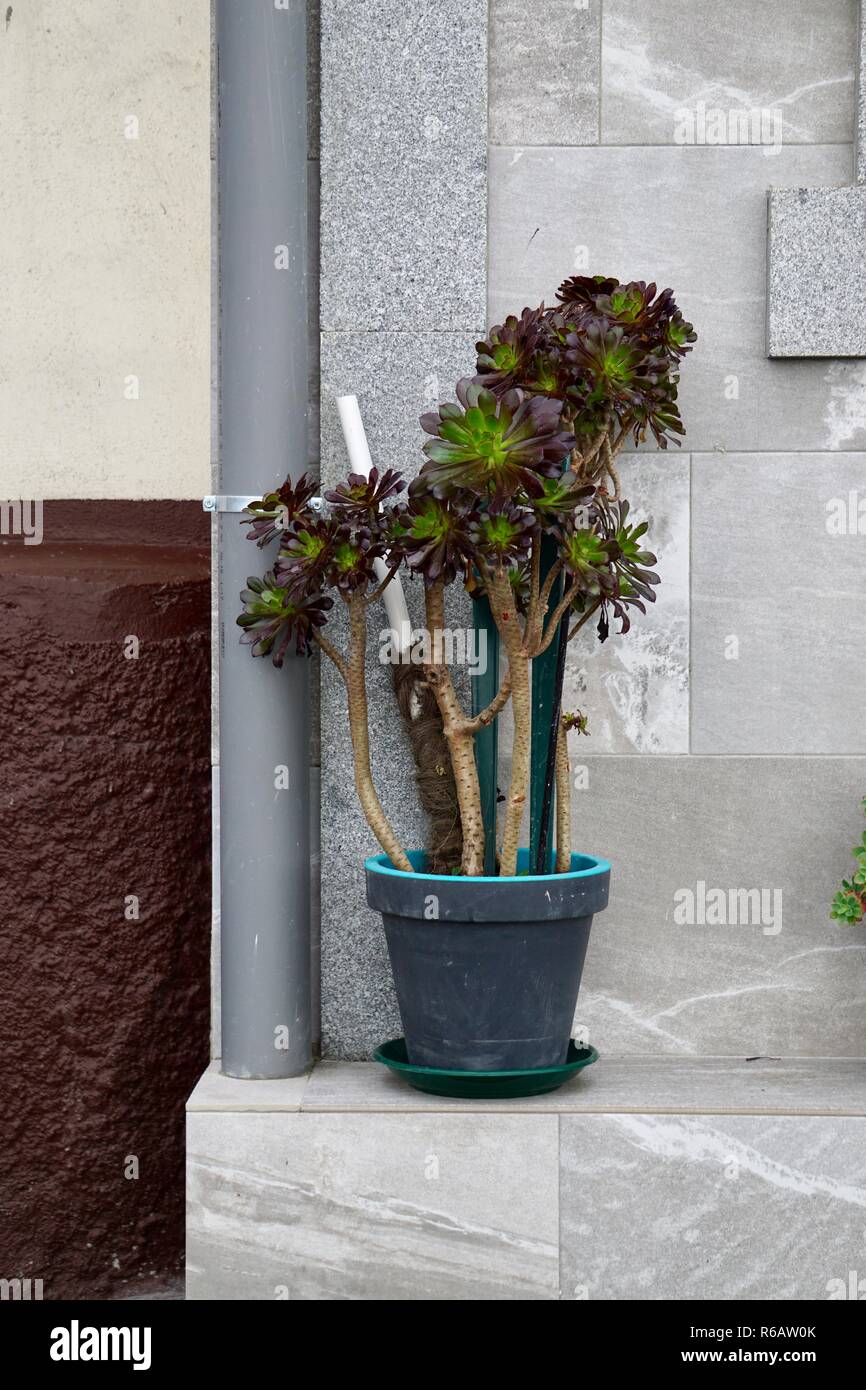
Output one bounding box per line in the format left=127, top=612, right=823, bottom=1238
left=319, top=0, right=487, bottom=1059
left=767, top=186, right=866, bottom=357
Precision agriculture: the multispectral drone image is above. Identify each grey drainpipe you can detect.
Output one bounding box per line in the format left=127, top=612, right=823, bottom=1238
left=212, top=0, right=311, bottom=1078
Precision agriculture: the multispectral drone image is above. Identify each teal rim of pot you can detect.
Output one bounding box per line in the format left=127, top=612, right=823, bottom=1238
left=365, top=848, right=611, bottom=883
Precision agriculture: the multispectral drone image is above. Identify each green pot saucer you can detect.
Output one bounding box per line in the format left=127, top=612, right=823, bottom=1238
left=372, top=1037, right=599, bottom=1100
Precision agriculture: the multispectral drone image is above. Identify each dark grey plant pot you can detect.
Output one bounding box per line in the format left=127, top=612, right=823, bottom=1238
left=365, top=848, right=611, bottom=1072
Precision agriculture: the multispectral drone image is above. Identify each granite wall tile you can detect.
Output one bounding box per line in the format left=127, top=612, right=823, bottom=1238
left=308, top=159, right=321, bottom=466
left=601, top=0, right=856, bottom=147
left=320, top=0, right=487, bottom=331
left=319, top=333, right=478, bottom=1059
left=858, top=0, right=866, bottom=182
left=489, top=0, right=600, bottom=147
left=561, top=1114, right=866, bottom=1300
left=319, top=333, right=480, bottom=488
left=570, top=755, right=866, bottom=1057
left=489, top=143, right=865, bottom=453
left=691, top=452, right=866, bottom=753
left=319, top=0, right=487, bottom=1056
left=187, top=1110, right=559, bottom=1299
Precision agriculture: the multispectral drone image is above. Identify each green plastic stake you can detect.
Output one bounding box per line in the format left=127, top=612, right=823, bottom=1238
left=530, top=534, right=561, bottom=872
left=471, top=593, right=500, bottom=875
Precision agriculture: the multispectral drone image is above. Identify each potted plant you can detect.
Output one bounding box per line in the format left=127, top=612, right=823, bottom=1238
left=238, top=274, right=696, bottom=1091
left=831, top=798, right=866, bottom=925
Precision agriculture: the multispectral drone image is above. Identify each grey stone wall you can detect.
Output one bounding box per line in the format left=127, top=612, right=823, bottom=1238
left=319, top=0, right=866, bottom=1058
left=318, top=0, right=487, bottom=1056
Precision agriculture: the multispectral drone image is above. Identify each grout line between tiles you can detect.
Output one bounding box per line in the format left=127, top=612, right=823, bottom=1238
left=557, top=1111, right=563, bottom=1300
left=487, top=142, right=855, bottom=152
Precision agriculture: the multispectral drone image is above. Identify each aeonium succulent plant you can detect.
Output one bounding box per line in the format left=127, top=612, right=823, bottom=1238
left=237, top=572, right=333, bottom=664
left=595, top=500, right=661, bottom=638
left=397, top=493, right=474, bottom=585
left=555, top=273, right=620, bottom=309
left=238, top=268, right=696, bottom=879
left=473, top=305, right=549, bottom=392
left=467, top=497, right=535, bottom=569
left=275, top=516, right=336, bottom=590
left=415, top=379, right=574, bottom=499
left=556, top=521, right=618, bottom=599
left=476, top=274, right=695, bottom=462
left=607, top=500, right=661, bottom=604
left=324, top=465, right=405, bottom=524
left=529, top=473, right=596, bottom=520
left=328, top=524, right=388, bottom=595
left=242, top=470, right=319, bottom=548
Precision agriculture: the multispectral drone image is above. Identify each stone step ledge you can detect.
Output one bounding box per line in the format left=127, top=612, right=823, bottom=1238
left=187, top=1056, right=866, bottom=1117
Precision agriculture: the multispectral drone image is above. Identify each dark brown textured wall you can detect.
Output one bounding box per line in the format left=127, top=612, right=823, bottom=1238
left=0, top=501, right=211, bottom=1299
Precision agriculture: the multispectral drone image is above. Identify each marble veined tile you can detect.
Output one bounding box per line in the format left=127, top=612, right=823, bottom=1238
left=186, top=1061, right=310, bottom=1113
left=602, top=0, right=856, bottom=146
left=187, top=1111, right=559, bottom=1300
left=571, top=755, right=866, bottom=1057
left=302, top=1056, right=866, bottom=1116
left=691, top=452, right=866, bottom=754
left=490, top=0, right=600, bottom=146
left=562, top=452, right=689, bottom=753
left=489, top=143, right=865, bottom=453
left=561, top=1114, right=866, bottom=1300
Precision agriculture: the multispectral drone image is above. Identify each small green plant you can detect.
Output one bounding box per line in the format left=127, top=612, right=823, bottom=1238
left=830, top=798, right=866, bottom=925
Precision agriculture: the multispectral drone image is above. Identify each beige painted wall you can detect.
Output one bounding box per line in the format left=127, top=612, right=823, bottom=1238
left=0, top=0, right=210, bottom=499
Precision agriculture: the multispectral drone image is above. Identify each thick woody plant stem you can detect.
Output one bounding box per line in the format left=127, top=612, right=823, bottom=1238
left=422, top=581, right=486, bottom=876
left=555, top=720, right=571, bottom=874
left=488, top=566, right=532, bottom=877
left=344, top=593, right=413, bottom=873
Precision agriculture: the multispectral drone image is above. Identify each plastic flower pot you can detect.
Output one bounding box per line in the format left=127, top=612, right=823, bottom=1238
left=366, top=848, right=610, bottom=1072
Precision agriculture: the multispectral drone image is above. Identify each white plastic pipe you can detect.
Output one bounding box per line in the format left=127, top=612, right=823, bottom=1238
left=336, top=395, right=412, bottom=658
